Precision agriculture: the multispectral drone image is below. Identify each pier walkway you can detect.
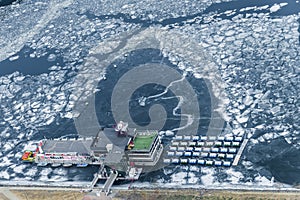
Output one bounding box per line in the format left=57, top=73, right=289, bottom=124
left=102, top=171, right=118, bottom=195
left=232, top=138, right=249, bottom=166
left=90, top=165, right=104, bottom=190
left=90, top=174, right=100, bottom=190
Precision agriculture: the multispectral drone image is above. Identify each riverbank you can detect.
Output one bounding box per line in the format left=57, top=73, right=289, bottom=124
left=8, top=190, right=85, bottom=200
left=114, top=189, right=300, bottom=200
left=1, top=188, right=299, bottom=200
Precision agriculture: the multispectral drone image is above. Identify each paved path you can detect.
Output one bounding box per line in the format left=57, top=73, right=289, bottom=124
left=0, top=188, right=20, bottom=200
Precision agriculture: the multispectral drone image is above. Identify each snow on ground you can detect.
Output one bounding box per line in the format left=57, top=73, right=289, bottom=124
left=254, top=174, right=274, bottom=186
left=225, top=168, right=244, bottom=184
left=171, top=171, right=187, bottom=185
left=200, top=168, right=216, bottom=186
left=187, top=172, right=198, bottom=184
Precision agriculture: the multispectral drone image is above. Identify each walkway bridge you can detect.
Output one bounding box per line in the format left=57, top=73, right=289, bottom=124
left=102, top=171, right=118, bottom=195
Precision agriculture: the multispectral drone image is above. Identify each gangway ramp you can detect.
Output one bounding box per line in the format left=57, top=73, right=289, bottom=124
left=90, top=165, right=104, bottom=190
left=102, top=171, right=118, bottom=195
left=232, top=138, right=249, bottom=166
left=90, top=173, right=100, bottom=190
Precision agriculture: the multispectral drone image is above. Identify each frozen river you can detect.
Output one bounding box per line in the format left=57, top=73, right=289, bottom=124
left=0, top=0, right=299, bottom=188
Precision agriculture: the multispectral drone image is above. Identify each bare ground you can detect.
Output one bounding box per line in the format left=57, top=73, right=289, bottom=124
left=4, top=188, right=300, bottom=200
left=12, top=190, right=85, bottom=200
left=114, top=189, right=300, bottom=200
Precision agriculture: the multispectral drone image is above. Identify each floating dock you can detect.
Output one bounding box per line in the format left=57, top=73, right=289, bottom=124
left=166, top=135, right=245, bottom=167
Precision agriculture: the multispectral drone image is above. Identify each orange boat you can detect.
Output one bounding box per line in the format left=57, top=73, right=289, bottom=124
left=21, top=150, right=35, bottom=162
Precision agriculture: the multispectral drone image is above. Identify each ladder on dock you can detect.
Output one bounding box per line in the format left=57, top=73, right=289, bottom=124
left=102, top=171, right=118, bottom=195
left=232, top=138, right=249, bottom=166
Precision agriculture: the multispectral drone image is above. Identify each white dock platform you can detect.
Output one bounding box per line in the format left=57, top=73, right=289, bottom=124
left=232, top=139, right=249, bottom=166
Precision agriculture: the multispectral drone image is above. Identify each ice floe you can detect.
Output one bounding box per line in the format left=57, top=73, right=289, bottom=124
left=0, top=170, right=10, bottom=179
left=270, top=3, right=288, bottom=13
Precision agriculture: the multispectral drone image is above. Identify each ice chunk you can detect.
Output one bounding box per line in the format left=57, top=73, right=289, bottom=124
left=254, top=175, right=273, bottom=186
left=279, top=3, right=288, bottom=7
left=285, top=137, right=292, bottom=144
left=279, top=131, right=289, bottom=137
left=171, top=172, right=187, bottom=184
left=13, top=165, right=27, bottom=174
left=40, top=168, right=52, bottom=176
left=263, top=132, right=275, bottom=141
left=253, top=26, right=263, bottom=32
left=13, top=75, right=25, bottom=82
left=9, top=55, right=19, bottom=61
left=25, top=166, right=38, bottom=177
left=236, top=115, right=249, bottom=124
left=187, top=172, right=198, bottom=184
left=0, top=156, right=12, bottom=166
left=138, top=97, right=146, bottom=107
left=63, top=112, right=73, bottom=119
left=45, top=116, right=55, bottom=125
left=201, top=168, right=215, bottom=186
left=224, top=30, right=235, bottom=37
left=255, top=124, right=265, bottom=129
left=3, top=143, right=13, bottom=151
left=47, top=53, right=57, bottom=62
left=29, top=53, right=36, bottom=58
left=31, top=102, right=41, bottom=109
left=0, top=170, right=10, bottom=179
left=226, top=168, right=244, bottom=184
left=165, top=130, right=174, bottom=136
left=270, top=106, right=281, bottom=115
left=17, top=132, right=25, bottom=140
left=270, top=4, right=280, bottom=13
left=232, top=128, right=245, bottom=136
left=261, top=91, right=270, bottom=100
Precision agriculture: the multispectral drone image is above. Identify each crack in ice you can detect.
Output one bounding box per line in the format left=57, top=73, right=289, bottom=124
left=141, top=72, right=194, bottom=132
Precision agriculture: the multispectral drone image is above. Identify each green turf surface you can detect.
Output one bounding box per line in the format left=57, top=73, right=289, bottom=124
left=133, top=133, right=157, bottom=150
